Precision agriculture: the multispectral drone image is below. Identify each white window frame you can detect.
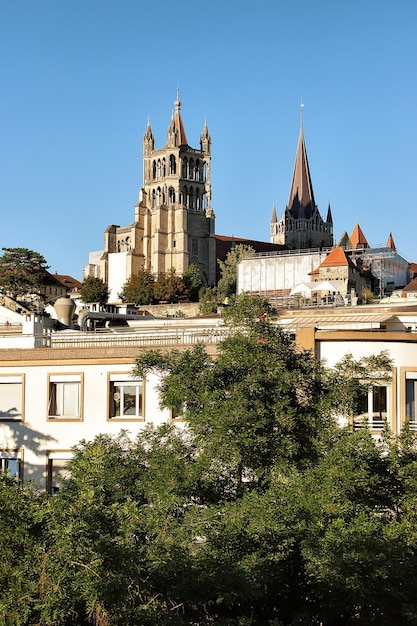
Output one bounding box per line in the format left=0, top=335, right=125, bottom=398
left=48, top=374, right=83, bottom=420
left=108, top=373, right=144, bottom=421
left=0, top=450, right=23, bottom=481
left=0, top=374, right=25, bottom=421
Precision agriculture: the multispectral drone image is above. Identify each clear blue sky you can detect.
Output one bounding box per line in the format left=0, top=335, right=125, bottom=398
left=1, top=0, right=416, bottom=279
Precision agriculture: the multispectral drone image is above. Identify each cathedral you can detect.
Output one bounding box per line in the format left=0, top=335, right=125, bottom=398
left=85, top=94, right=216, bottom=301
left=270, top=109, right=334, bottom=249
left=85, top=99, right=336, bottom=301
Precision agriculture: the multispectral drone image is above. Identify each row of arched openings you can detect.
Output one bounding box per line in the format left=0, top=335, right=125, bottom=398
left=151, top=185, right=207, bottom=211
left=151, top=155, right=207, bottom=182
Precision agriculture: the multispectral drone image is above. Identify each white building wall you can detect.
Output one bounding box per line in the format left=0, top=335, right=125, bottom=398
left=318, top=338, right=417, bottom=435
left=108, top=252, right=128, bottom=302
left=0, top=360, right=170, bottom=488
left=237, top=251, right=329, bottom=294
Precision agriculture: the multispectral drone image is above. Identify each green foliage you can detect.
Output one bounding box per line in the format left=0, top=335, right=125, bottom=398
left=182, top=264, right=203, bottom=302
left=3, top=300, right=417, bottom=625
left=120, top=268, right=155, bottom=305
left=0, top=247, right=51, bottom=299
left=80, top=276, right=109, bottom=304
left=198, top=285, right=219, bottom=314
left=0, top=477, right=45, bottom=626
left=135, top=302, right=333, bottom=492
left=221, top=292, right=275, bottom=327
left=153, top=268, right=187, bottom=303
left=217, top=244, right=255, bottom=299
left=323, top=350, right=394, bottom=418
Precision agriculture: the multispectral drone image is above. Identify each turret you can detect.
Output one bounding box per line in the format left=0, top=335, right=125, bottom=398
left=200, top=119, right=211, bottom=154
left=143, top=117, right=154, bottom=154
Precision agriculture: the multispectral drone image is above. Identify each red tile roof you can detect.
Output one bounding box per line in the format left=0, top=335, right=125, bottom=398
left=319, top=247, right=355, bottom=268
left=350, top=223, right=369, bottom=248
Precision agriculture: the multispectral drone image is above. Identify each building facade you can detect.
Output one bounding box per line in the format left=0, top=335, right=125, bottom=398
left=2, top=304, right=417, bottom=489
left=85, top=96, right=216, bottom=301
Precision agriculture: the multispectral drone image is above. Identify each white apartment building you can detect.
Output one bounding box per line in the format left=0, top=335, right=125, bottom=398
left=2, top=301, right=417, bottom=490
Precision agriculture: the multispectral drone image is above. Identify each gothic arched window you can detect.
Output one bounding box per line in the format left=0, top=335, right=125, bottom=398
left=169, top=154, right=176, bottom=175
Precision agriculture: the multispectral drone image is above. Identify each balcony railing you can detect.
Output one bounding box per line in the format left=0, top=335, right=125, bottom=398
left=49, top=328, right=228, bottom=350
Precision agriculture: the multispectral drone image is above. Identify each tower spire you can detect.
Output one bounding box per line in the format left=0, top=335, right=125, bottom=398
left=287, top=104, right=315, bottom=219
left=169, top=87, right=188, bottom=146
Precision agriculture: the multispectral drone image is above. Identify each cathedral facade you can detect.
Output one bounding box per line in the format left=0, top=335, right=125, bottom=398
left=270, top=111, right=334, bottom=250
left=85, top=96, right=216, bottom=301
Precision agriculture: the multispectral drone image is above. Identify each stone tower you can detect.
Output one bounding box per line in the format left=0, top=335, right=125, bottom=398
left=270, top=109, right=333, bottom=249
left=138, top=94, right=216, bottom=282
left=85, top=95, right=216, bottom=301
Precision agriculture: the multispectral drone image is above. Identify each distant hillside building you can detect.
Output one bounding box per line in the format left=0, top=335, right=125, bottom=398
left=270, top=110, right=333, bottom=250
left=85, top=94, right=216, bottom=301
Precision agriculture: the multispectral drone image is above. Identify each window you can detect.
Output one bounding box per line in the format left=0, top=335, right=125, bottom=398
left=355, top=385, right=388, bottom=430
left=0, top=451, right=22, bottom=481
left=48, top=374, right=83, bottom=420
left=171, top=404, right=184, bottom=422
left=0, top=375, right=24, bottom=420
left=406, top=375, right=417, bottom=431
left=108, top=374, right=144, bottom=420
left=47, top=452, right=72, bottom=494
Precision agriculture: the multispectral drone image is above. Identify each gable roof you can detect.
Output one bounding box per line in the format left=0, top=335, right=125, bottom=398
left=215, top=235, right=287, bottom=262
left=402, top=277, right=417, bottom=294
left=350, top=223, right=369, bottom=248
left=319, top=246, right=356, bottom=268
left=51, top=273, right=82, bottom=291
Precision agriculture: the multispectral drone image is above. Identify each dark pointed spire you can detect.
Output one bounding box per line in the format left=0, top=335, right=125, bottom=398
left=326, top=202, right=333, bottom=224
left=287, top=104, right=315, bottom=219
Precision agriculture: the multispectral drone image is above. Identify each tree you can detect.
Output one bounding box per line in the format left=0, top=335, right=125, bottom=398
left=80, top=276, right=109, bottom=305
left=2, top=298, right=417, bottom=625
left=0, top=476, right=46, bottom=626
left=217, top=244, right=255, bottom=299
left=134, top=296, right=334, bottom=493
left=153, top=268, right=187, bottom=303
left=120, top=269, right=155, bottom=305
left=198, top=285, right=219, bottom=314
left=182, top=264, right=203, bottom=302
left=0, top=247, right=51, bottom=299
left=295, top=429, right=417, bottom=625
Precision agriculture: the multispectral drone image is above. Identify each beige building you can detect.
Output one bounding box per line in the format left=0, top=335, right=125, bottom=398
left=85, top=95, right=216, bottom=301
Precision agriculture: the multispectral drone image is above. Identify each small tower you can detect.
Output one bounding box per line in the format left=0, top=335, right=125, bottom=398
left=271, top=107, right=333, bottom=249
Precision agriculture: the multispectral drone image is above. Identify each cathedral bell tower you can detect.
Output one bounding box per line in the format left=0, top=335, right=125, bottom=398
left=270, top=107, right=333, bottom=250
left=137, top=93, right=216, bottom=284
